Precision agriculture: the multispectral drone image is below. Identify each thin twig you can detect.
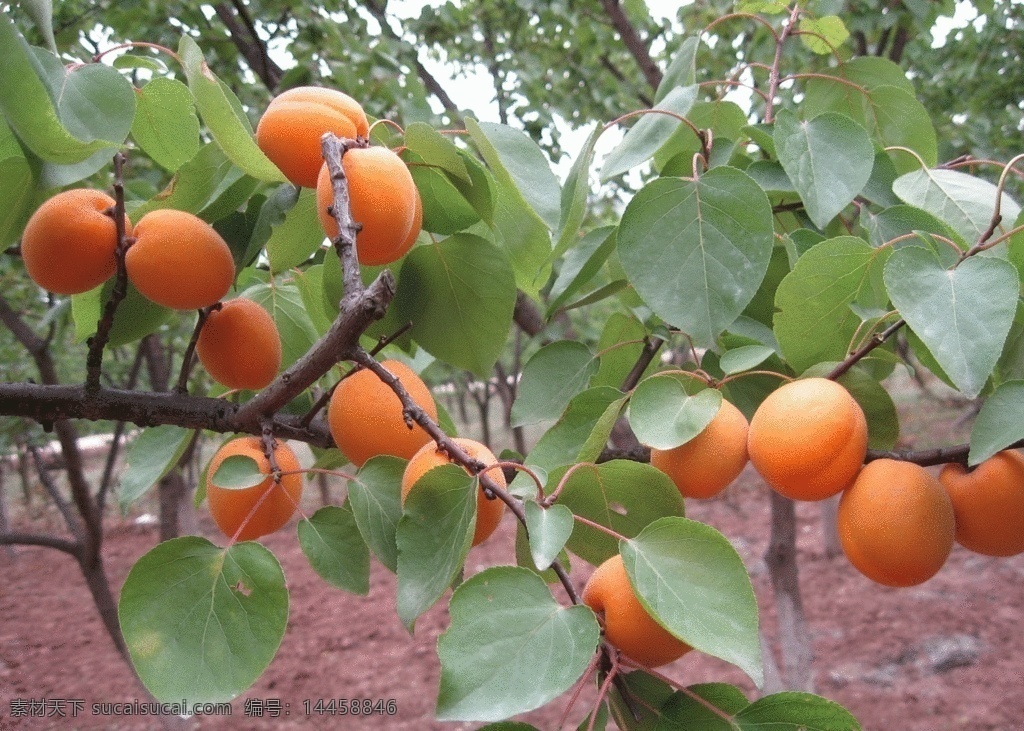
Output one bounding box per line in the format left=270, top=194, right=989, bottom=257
left=85, top=152, right=131, bottom=394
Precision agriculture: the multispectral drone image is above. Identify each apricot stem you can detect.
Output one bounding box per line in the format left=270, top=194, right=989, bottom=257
left=176, top=304, right=220, bottom=394
left=573, top=514, right=628, bottom=542
left=92, top=42, right=181, bottom=65
left=543, top=462, right=598, bottom=507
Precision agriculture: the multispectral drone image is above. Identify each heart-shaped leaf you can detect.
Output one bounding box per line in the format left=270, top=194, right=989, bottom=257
left=436, top=566, right=600, bottom=721
left=119, top=537, right=288, bottom=704
left=969, top=380, right=1024, bottom=466
left=628, top=376, right=723, bottom=450
left=524, top=501, right=574, bottom=571
left=884, top=247, right=1019, bottom=397
left=774, top=110, right=874, bottom=229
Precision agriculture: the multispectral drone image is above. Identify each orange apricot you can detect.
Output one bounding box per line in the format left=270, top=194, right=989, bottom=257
left=316, top=146, right=418, bottom=266
left=206, top=437, right=303, bottom=542
left=195, top=298, right=281, bottom=391
left=401, top=437, right=506, bottom=547
left=939, top=451, right=1024, bottom=557
left=327, top=359, right=437, bottom=468
left=838, top=458, right=954, bottom=587
left=582, top=554, right=692, bottom=668
left=126, top=209, right=235, bottom=310
left=747, top=377, right=868, bottom=501
left=650, top=398, right=749, bottom=499
left=21, top=189, right=129, bottom=295
left=256, top=86, right=370, bottom=188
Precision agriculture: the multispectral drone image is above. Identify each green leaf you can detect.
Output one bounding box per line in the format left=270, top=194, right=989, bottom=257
left=348, top=455, right=405, bottom=573
left=409, top=156, right=480, bottom=235
left=608, top=670, right=675, bottom=730
left=622, top=517, right=762, bottom=686
left=553, top=123, right=601, bottom=261
left=404, top=122, right=470, bottom=182
left=211, top=454, right=265, bottom=489
left=524, top=501, right=574, bottom=571
left=720, top=345, right=775, bottom=375
left=514, top=521, right=570, bottom=583
left=436, top=566, right=600, bottom=721
left=892, top=168, right=1022, bottom=248
left=629, top=376, right=722, bottom=450
left=0, top=15, right=118, bottom=163
left=466, top=118, right=561, bottom=231
left=490, top=179, right=553, bottom=298
left=618, top=167, right=774, bottom=347
left=774, top=236, right=889, bottom=373
left=394, top=233, right=516, bottom=377
left=242, top=282, right=320, bottom=369
left=118, top=426, right=193, bottom=513
left=655, top=38, right=699, bottom=103
left=119, top=537, right=288, bottom=704
left=866, top=204, right=966, bottom=256
left=298, top=503, right=370, bottom=595
left=800, top=15, right=849, bottom=54
left=804, top=67, right=935, bottom=173
left=513, top=387, right=627, bottom=494
left=396, top=464, right=477, bottom=630
left=511, top=341, right=598, bottom=428
left=178, top=35, right=285, bottom=182
left=22, top=0, right=56, bottom=53
left=592, top=312, right=648, bottom=389
left=884, top=247, right=1019, bottom=397
left=600, top=85, right=698, bottom=181
left=659, top=683, right=749, bottom=730
left=547, top=226, right=617, bottom=316
left=0, top=116, right=35, bottom=246
left=969, top=380, right=1024, bottom=466
left=266, top=188, right=323, bottom=273
left=774, top=110, right=874, bottom=229
left=450, top=150, right=495, bottom=224
left=113, top=54, right=167, bottom=73
left=734, top=691, right=861, bottom=729
left=560, top=461, right=685, bottom=567
left=131, top=78, right=201, bottom=172
left=132, top=143, right=239, bottom=219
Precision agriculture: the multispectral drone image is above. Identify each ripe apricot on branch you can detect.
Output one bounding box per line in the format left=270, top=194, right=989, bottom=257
left=256, top=86, right=370, bottom=188
left=316, top=146, right=419, bottom=266
left=582, top=554, right=692, bottom=668
left=206, top=437, right=303, bottom=542
left=327, top=359, right=437, bottom=468
left=196, top=299, right=282, bottom=391
left=650, top=398, right=749, bottom=499
left=939, top=451, right=1024, bottom=557
left=21, top=189, right=128, bottom=295
left=838, top=458, right=954, bottom=587
left=401, top=437, right=506, bottom=547
left=747, top=377, right=868, bottom=501
left=126, top=209, right=235, bottom=310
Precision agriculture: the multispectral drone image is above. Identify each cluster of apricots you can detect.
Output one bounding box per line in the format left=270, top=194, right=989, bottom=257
left=255, top=86, right=423, bottom=266
left=595, top=375, right=1024, bottom=669
left=20, top=188, right=283, bottom=393
left=644, top=376, right=1024, bottom=589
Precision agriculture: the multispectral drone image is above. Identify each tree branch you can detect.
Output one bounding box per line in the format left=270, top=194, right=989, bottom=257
left=213, top=2, right=283, bottom=90
left=0, top=532, right=81, bottom=556
left=600, top=0, right=663, bottom=91
left=361, top=0, right=461, bottom=117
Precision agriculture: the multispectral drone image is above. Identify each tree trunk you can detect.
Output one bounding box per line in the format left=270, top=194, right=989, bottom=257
left=764, top=491, right=815, bottom=691
left=157, top=470, right=187, bottom=542
left=17, top=442, right=32, bottom=509
left=0, top=461, right=15, bottom=559
left=820, top=495, right=843, bottom=558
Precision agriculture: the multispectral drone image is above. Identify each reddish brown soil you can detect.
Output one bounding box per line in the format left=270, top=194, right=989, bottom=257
left=3, top=468, right=1023, bottom=731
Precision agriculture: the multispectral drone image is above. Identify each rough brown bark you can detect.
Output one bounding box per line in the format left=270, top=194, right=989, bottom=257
left=600, top=0, right=663, bottom=91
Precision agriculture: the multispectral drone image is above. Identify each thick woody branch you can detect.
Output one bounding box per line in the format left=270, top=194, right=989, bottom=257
left=0, top=382, right=335, bottom=449
left=600, top=0, right=663, bottom=91
left=235, top=133, right=392, bottom=422
left=213, top=1, right=283, bottom=90
left=0, top=532, right=81, bottom=556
